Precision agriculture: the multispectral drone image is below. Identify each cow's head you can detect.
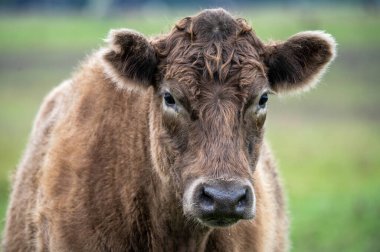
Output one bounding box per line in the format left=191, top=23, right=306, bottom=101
left=102, top=9, right=336, bottom=227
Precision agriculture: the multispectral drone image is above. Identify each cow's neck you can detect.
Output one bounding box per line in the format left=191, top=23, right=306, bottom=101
left=141, top=180, right=213, bottom=251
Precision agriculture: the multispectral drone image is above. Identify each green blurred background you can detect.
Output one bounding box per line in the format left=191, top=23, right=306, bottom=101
left=0, top=1, right=379, bottom=251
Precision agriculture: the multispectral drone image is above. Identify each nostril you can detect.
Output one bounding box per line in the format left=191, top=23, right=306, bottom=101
left=199, top=187, right=214, bottom=209
left=237, top=191, right=247, bottom=208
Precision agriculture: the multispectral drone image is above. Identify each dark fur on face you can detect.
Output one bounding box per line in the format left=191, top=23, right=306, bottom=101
left=151, top=9, right=268, bottom=177
left=153, top=9, right=265, bottom=87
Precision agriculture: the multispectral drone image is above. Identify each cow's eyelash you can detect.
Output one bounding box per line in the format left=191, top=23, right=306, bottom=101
left=161, top=89, right=194, bottom=113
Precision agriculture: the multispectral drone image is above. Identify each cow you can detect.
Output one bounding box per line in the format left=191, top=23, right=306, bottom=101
left=2, top=8, right=336, bottom=251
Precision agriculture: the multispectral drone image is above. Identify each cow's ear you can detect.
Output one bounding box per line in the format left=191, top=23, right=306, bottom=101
left=102, top=29, right=157, bottom=90
left=263, top=31, right=336, bottom=94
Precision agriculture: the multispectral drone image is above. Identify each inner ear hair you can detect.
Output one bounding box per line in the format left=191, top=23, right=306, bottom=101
left=264, top=31, right=337, bottom=94
left=102, top=29, right=157, bottom=91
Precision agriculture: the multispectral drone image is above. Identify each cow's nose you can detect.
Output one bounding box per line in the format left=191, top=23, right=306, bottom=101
left=194, top=181, right=254, bottom=226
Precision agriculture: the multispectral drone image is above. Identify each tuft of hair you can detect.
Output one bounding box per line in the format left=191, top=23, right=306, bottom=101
left=102, top=29, right=157, bottom=91
left=152, top=8, right=265, bottom=86
left=264, top=30, right=337, bottom=94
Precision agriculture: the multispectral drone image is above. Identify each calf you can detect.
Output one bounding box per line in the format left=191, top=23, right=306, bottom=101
left=3, top=8, right=336, bottom=251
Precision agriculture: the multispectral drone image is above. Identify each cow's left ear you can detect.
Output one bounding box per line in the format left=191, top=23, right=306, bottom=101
left=263, top=31, right=337, bottom=94
left=102, top=29, right=157, bottom=90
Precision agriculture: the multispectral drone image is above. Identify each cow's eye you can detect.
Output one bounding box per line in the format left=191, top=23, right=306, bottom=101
left=258, top=93, right=268, bottom=108
left=164, top=92, right=176, bottom=107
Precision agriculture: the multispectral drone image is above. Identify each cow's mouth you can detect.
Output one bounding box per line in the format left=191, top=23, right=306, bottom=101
left=198, top=217, right=240, bottom=227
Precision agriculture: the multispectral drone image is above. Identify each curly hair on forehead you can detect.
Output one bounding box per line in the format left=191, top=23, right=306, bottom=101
left=152, top=8, right=266, bottom=87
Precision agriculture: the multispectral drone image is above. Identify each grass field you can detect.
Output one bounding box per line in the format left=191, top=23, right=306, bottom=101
left=0, top=7, right=379, bottom=251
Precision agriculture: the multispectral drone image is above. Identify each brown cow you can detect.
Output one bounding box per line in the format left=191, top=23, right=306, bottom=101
left=2, top=8, right=336, bottom=251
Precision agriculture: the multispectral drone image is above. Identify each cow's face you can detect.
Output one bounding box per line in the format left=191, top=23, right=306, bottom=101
left=102, top=9, right=336, bottom=227
left=157, top=77, right=267, bottom=227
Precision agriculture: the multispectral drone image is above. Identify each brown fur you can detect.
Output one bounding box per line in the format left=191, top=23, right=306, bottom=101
left=2, top=8, right=336, bottom=251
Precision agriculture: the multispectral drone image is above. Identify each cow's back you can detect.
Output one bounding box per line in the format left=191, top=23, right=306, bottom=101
left=3, top=55, right=154, bottom=250
left=2, top=79, right=73, bottom=251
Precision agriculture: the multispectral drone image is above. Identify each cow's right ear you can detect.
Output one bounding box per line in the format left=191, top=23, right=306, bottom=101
left=102, top=29, right=157, bottom=91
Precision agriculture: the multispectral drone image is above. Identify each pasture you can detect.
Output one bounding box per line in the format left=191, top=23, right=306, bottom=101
left=0, top=7, right=379, bottom=251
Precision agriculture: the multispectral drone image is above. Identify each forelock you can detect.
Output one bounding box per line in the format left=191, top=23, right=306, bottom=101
left=153, top=8, right=266, bottom=95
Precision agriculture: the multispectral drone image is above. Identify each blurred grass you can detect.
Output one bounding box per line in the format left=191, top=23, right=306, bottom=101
left=0, top=6, right=379, bottom=251
left=267, top=121, right=380, bottom=251
left=0, top=7, right=379, bottom=53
